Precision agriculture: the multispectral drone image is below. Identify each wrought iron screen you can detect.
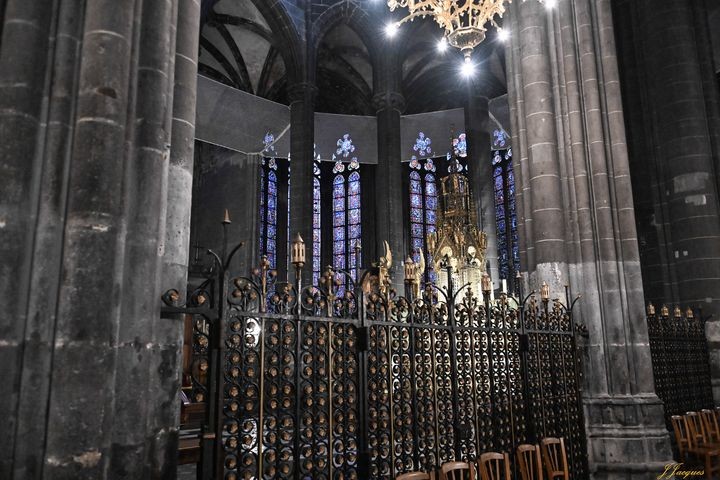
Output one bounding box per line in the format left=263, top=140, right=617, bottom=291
left=646, top=305, right=714, bottom=426
left=164, top=257, right=589, bottom=479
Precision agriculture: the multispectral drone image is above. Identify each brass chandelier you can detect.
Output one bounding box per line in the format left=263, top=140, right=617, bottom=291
left=386, top=0, right=547, bottom=60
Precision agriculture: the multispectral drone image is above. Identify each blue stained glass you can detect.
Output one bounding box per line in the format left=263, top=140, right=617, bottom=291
left=349, top=253, right=356, bottom=268
left=508, top=169, right=515, bottom=185
left=427, top=225, right=436, bottom=234
left=410, top=180, right=422, bottom=194
left=334, top=255, right=345, bottom=269
left=267, top=238, right=276, bottom=253
left=426, top=210, right=436, bottom=224
left=267, top=254, right=275, bottom=269
left=260, top=209, right=265, bottom=222
left=349, top=224, right=361, bottom=239
left=410, top=171, right=421, bottom=181
left=411, top=208, right=423, bottom=223
left=313, top=243, right=320, bottom=256
left=267, top=209, right=276, bottom=224
left=267, top=225, right=276, bottom=239
left=334, top=185, right=344, bottom=199
left=334, top=241, right=345, bottom=254
left=425, top=173, right=435, bottom=183
left=348, top=180, right=360, bottom=196
left=334, top=197, right=345, bottom=212
left=412, top=251, right=421, bottom=264
left=495, top=174, right=504, bottom=190
left=348, top=209, right=360, bottom=224
left=495, top=190, right=504, bottom=206
left=268, top=195, right=277, bottom=210
left=348, top=194, right=360, bottom=209
left=496, top=204, right=505, bottom=218
left=412, top=237, right=423, bottom=249
left=411, top=223, right=424, bottom=237
left=349, top=171, right=360, bottom=182
left=334, top=227, right=345, bottom=241
left=411, top=194, right=422, bottom=208
left=498, top=219, right=506, bottom=232
left=334, top=211, right=345, bottom=226
left=426, top=196, right=437, bottom=210
left=314, top=213, right=321, bottom=226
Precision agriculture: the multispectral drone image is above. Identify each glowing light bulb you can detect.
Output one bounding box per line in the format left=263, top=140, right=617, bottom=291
left=385, top=22, right=399, bottom=38
left=461, top=60, right=475, bottom=78
left=437, top=37, right=448, bottom=52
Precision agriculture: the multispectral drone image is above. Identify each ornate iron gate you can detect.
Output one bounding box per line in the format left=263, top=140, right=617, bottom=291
left=164, top=249, right=589, bottom=479
left=646, top=304, right=714, bottom=427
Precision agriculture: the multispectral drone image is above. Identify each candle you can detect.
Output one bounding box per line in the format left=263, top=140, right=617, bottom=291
left=501, top=279, right=507, bottom=293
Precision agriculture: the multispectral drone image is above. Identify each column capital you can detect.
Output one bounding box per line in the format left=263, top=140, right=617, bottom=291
left=287, top=82, right=318, bottom=104
left=372, top=91, right=405, bottom=114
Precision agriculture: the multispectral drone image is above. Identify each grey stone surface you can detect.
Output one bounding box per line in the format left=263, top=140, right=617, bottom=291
left=506, top=0, right=673, bottom=475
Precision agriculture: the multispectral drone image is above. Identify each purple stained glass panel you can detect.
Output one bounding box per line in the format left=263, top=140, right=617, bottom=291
left=334, top=241, right=345, bottom=255
left=427, top=225, right=436, bottom=234
left=334, top=226, right=345, bottom=241
left=425, top=210, right=436, bottom=224
left=333, top=211, right=345, bottom=227
left=267, top=225, right=276, bottom=239
left=313, top=243, right=321, bottom=256
left=349, top=209, right=360, bottom=224
left=426, top=196, right=437, bottom=210
left=267, top=209, right=277, bottom=225
left=425, top=182, right=436, bottom=196
left=411, top=223, right=424, bottom=237
left=334, top=197, right=345, bottom=212
left=267, top=195, right=276, bottom=210
left=411, top=208, right=423, bottom=223
left=348, top=180, right=360, bottom=196
left=348, top=194, right=360, bottom=209
left=334, top=254, right=345, bottom=269
left=349, top=224, right=361, bottom=239
left=411, top=193, right=422, bottom=208
left=412, top=237, right=423, bottom=250
left=410, top=180, right=422, bottom=194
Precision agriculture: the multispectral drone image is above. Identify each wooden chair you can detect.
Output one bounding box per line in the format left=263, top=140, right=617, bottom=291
left=517, top=444, right=544, bottom=480
left=687, top=412, right=717, bottom=449
left=540, top=437, right=569, bottom=480
left=671, top=415, right=690, bottom=462
left=440, top=461, right=475, bottom=480
left=477, top=452, right=511, bottom=480
left=397, top=473, right=431, bottom=480
left=701, top=409, right=720, bottom=443
left=675, top=414, right=720, bottom=480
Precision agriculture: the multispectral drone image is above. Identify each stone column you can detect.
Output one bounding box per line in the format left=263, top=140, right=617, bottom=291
left=288, top=82, right=317, bottom=283
left=614, top=0, right=720, bottom=401
left=506, top=0, right=672, bottom=476
left=0, top=1, right=80, bottom=476
left=464, top=93, right=499, bottom=281
left=373, top=90, right=406, bottom=290
left=157, top=0, right=201, bottom=476
left=0, top=0, right=201, bottom=477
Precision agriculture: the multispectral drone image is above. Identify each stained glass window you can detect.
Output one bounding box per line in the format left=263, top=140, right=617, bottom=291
left=313, top=163, right=321, bottom=286
left=408, top=157, right=438, bottom=283
left=492, top=148, right=520, bottom=282
left=259, top=159, right=279, bottom=269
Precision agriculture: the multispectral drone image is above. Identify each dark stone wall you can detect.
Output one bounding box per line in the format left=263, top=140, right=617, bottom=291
left=0, top=0, right=200, bottom=477
left=613, top=0, right=720, bottom=400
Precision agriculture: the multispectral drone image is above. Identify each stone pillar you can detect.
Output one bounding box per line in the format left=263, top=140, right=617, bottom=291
left=0, top=1, right=79, bottom=476
left=613, top=0, right=720, bottom=401
left=288, top=83, right=317, bottom=283
left=153, top=0, right=200, bottom=476
left=506, top=0, right=671, bottom=477
left=0, top=0, right=201, bottom=477
left=464, top=93, right=499, bottom=281
left=373, top=90, right=406, bottom=290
